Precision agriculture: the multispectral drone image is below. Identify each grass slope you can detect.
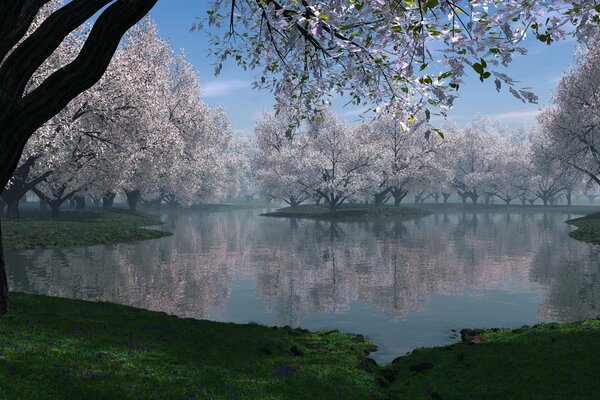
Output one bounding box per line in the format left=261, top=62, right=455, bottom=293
left=566, top=212, right=600, bottom=245
left=1, top=209, right=171, bottom=251
left=2, top=294, right=600, bottom=399
left=0, top=293, right=379, bottom=400
left=381, top=321, right=600, bottom=399
left=262, top=204, right=431, bottom=220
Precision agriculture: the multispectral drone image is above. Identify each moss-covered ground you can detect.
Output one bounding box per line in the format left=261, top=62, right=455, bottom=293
left=2, top=294, right=600, bottom=399
left=381, top=320, right=600, bottom=399
left=567, top=212, right=600, bottom=245
left=1, top=209, right=171, bottom=251
left=0, top=293, right=380, bottom=400
left=261, top=204, right=431, bottom=220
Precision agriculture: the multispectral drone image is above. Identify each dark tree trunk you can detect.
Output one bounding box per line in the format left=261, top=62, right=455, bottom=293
left=392, top=189, right=407, bottom=206
left=0, top=0, right=158, bottom=316
left=566, top=192, right=572, bottom=206
left=102, top=192, right=116, bottom=209
left=92, top=197, right=101, bottom=208
left=125, top=190, right=141, bottom=212
left=442, top=193, right=451, bottom=204
left=51, top=204, right=60, bottom=219
left=75, top=195, right=85, bottom=209
left=5, top=202, right=19, bottom=219
left=469, top=194, right=479, bottom=204
left=374, top=192, right=389, bottom=206
left=0, top=221, right=8, bottom=315
left=520, top=197, right=527, bottom=205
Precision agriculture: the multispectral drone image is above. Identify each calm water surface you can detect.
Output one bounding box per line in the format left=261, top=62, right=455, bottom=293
left=6, top=209, right=600, bottom=363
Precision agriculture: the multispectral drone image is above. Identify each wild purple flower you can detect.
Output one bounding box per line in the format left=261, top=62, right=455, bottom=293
left=274, top=365, right=294, bottom=379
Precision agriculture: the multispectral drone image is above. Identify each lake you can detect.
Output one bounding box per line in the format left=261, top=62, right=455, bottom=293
left=6, top=208, right=600, bottom=363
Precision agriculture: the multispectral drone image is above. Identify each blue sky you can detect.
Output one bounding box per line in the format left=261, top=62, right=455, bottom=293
left=149, top=1, right=577, bottom=133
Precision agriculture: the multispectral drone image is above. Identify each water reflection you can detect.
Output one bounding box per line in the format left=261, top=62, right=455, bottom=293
left=6, top=209, right=600, bottom=362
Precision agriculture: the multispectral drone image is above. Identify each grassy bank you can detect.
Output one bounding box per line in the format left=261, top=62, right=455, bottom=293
left=2, top=294, right=600, bottom=399
left=261, top=204, right=431, bottom=220
left=1, top=209, right=171, bottom=251
left=382, top=320, right=600, bottom=399
left=567, top=212, right=600, bottom=245
left=0, top=293, right=380, bottom=400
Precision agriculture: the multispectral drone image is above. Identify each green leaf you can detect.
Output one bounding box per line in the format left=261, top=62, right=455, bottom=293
left=472, top=63, right=484, bottom=74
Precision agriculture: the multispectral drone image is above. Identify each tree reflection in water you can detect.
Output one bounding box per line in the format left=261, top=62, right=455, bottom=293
left=5, top=209, right=600, bottom=336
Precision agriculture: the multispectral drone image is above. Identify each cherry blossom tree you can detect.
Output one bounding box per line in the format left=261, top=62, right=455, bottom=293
left=366, top=111, right=448, bottom=206
left=448, top=116, right=500, bottom=204
left=201, top=1, right=599, bottom=119
left=0, top=0, right=597, bottom=315
left=539, top=42, right=600, bottom=189
left=300, top=111, right=379, bottom=212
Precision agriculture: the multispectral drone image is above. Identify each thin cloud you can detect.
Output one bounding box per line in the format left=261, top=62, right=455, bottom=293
left=488, top=109, right=540, bottom=123
left=202, top=79, right=250, bottom=97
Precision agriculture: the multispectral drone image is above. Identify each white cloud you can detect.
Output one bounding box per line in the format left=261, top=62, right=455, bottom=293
left=487, top=109, right=540, bottom=123
left=201, top=79, right=250, bottom=97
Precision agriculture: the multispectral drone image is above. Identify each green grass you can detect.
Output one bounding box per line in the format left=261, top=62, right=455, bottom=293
left=261, top=204, right=431, bottom=220
left=566, top=212, right=600, bottom=245
left=0, top=293, right=380, bottom=400
left=2, top=294, right=600, bottom=399
left=1, top=209, right=171, bottom=251
left=381, top=320, right=600, bottom=399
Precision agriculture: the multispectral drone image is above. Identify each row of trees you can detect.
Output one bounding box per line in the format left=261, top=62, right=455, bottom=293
left=1, top=17, right=251, bottom=219
left=252, top=109, right=595, bottom=211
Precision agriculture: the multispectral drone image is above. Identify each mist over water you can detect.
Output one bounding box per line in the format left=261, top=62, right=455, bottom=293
left=6, top=209, right=600, bottom=363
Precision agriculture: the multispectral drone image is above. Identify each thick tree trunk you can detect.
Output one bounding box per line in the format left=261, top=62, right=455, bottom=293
left=125, top=190, right=141, bottom=212
left=0, top=220, right=8, bottom=315
left=50, top=204, right=60, bottom=219
left=442, top=193, right=451, bottom=204
left=469, top=194, right=479, bottom=204
left=5, top=201, right=19, bottom=219
left=75, top=195, right=86, bottom=209
left=0, top=0, right=158, bottom=316
left=102, top=193, right=116, bottom=209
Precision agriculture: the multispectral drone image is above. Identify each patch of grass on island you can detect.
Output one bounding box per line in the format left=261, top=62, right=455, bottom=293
left=261, top=204, right=431, bottom=220
left=0, top=293, right=380, bottom=400
left=381, top=320, right=600, bottom=399
left=1, top=209, right=171, bottom=251
left=567, top=212, right=600, bottom=245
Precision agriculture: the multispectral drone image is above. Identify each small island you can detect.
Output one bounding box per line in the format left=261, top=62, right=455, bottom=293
left=261, top=204, right=432, bottom=220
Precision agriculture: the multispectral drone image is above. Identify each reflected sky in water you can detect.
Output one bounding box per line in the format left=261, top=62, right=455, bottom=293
left=6, top=209, right=600, bottom=363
